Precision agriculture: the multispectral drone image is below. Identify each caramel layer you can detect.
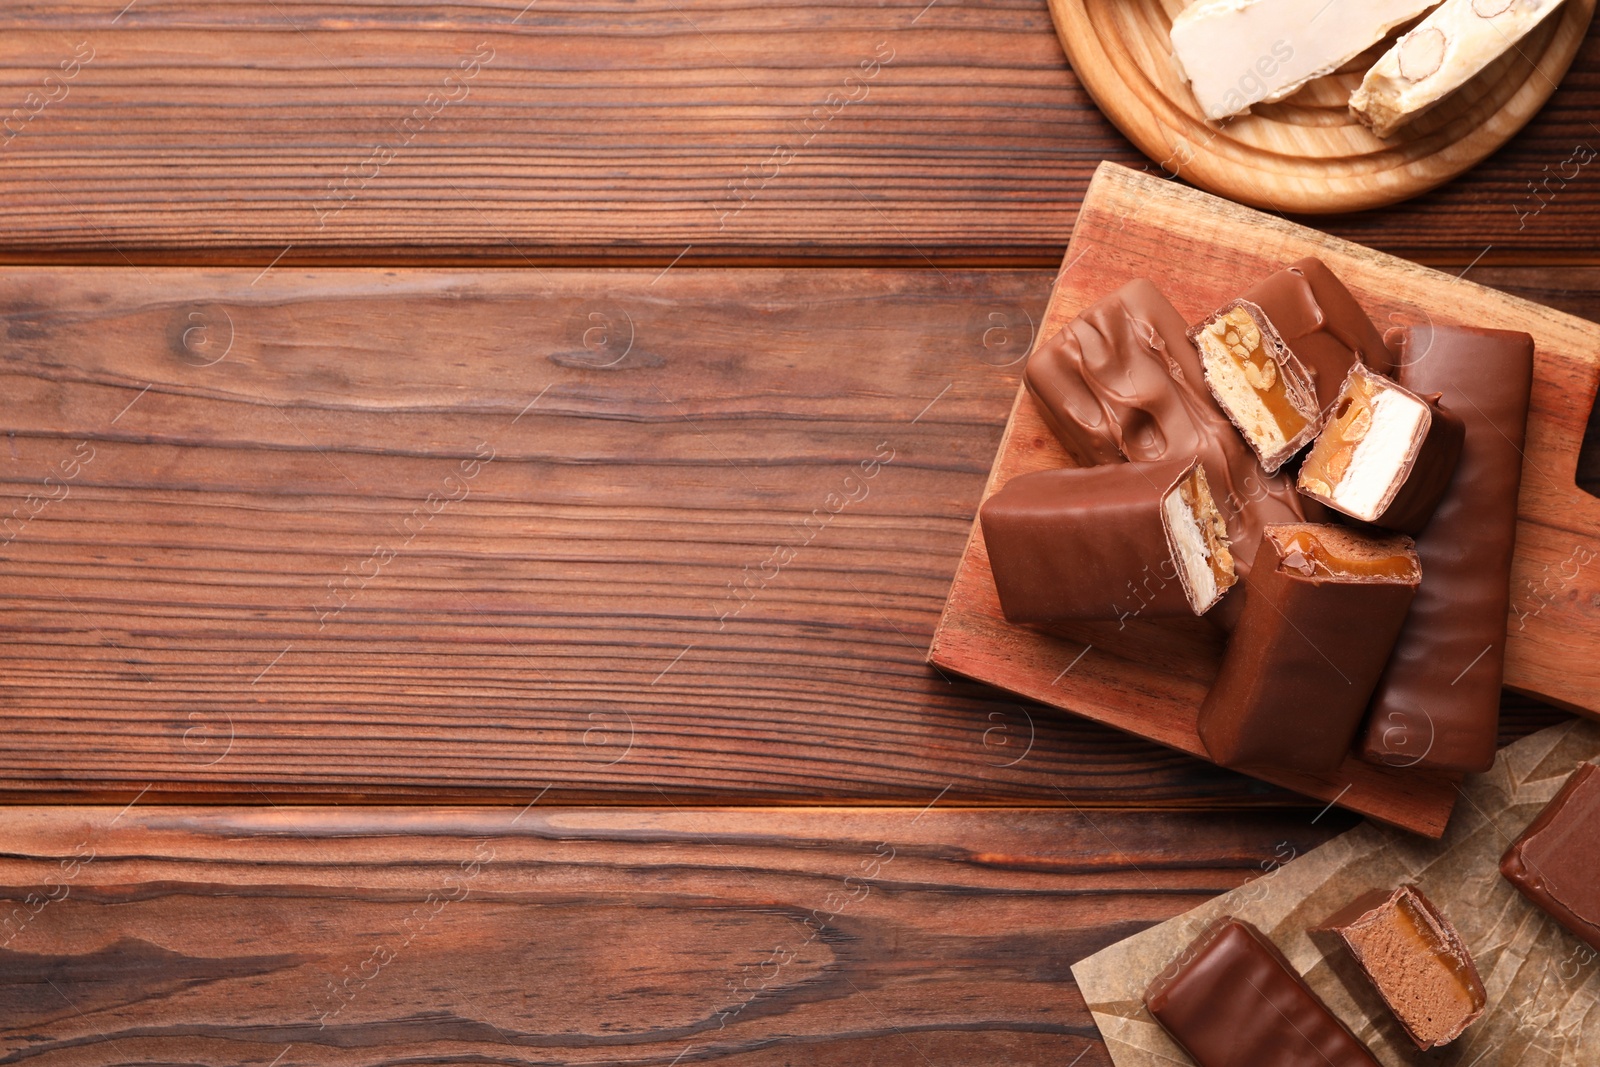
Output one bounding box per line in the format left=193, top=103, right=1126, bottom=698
left=1203, top=306, right=1312, bottom=442
left=1175, top=463, right=1235, bottom=592
left=1273, top=528, right=1416, bottom=580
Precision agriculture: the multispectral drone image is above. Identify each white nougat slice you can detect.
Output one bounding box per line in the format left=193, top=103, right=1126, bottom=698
left=1161, top=459, right=1237, bottom=615
left=1351, top=0, right=1571, bottom=137
left=1170, top=0, right=1441, bottom=121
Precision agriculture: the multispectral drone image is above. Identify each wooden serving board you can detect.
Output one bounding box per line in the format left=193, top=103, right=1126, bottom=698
left=929, top=161, right=1600, bottom=838
left=1048, top=0, right=1596, bottom=214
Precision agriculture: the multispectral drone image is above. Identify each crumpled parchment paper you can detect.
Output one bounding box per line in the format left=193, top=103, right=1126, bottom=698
left=1072, top=718, right=1600, bottom=1066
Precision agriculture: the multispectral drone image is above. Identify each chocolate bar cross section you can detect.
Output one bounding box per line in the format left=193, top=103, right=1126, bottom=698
left=1318, top=885, right=1486, bottom=1049
left=1298, top=363, right=1464, bottom=534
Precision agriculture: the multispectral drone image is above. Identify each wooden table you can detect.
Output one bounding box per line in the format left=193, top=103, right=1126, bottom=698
left=0, top=3, right=1593, bottom=1063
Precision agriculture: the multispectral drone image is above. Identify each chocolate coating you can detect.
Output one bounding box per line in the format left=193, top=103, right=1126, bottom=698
left=979, top=461, right=1197, bottom=624
left=1501, top=761, right=1600, bottom=952
left=1022, top=279, right=1307, bottom=608
left=1145, top=917, right=1380, bottom=1067
left=1245, top=257, right=1395, bottom=409
left=1374, top=391, right=1465, bottom=534
left=1360, top=325, right=1534, bottom=773
left=1317, top=885, right=1486, bottom=1049
left=1199, top=524, right=1419, bottom=773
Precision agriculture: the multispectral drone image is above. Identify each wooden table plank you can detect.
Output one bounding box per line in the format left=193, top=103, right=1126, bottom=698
left=0, top=265, right=1580, bottom=804
left=0, top=2, right=1594, bottom=267
left=0, top=804, right=1356, bottom=1066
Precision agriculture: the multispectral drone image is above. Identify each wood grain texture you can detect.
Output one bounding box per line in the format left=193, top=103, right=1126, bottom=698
left=0, top=803, right=1355, bottom=1066
left=1049, top=0, right=1596, bottom=214
left=930, top=162, right=1600, bottom=835
left=0, top=1, right=1595, bottom=266
left=0, top=264, right=1584, bottom=805
left=0, top=265, right=1312, bottom=807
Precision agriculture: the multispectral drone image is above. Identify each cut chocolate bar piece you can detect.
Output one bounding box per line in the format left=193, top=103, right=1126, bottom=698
left=1145, top=917, right=1380, bottom=1067
left=1191, top=299, right=1322, bottom=472
left=1022, top=280, right=1308, bottom=608
left=1199, top=523, right=1419, bottom=773
left=1244, top=257, right=1396, bottom=406
left=979, top=458, right=1235, bottom=624
left=1360, top=325, right=1533, bottom=773
left=1351, top=0, right=1569, bottom=138
left=1501, top=761, right=1600, bottom=953
left=1318, top=885, right=1486, bottom=1049
left=1298, top=363, right=1465, bottom=533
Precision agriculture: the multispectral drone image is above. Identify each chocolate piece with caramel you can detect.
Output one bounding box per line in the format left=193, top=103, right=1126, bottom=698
left=1298, top=364, right=1465, bottom=533
left=979, top=458, right=1235, bottom=624
left=1198, top=524, right=1419, bottom=773
left=1501, top=761, right=1600, bottom=953
left=1191, top=298, right=1322, bottom=472
left=1022, top=280, right=1308, bottom=606
left=1318, top=885, right=1486, bottom=1050
left=1245, top=257, right=1396, bottom=403
left=1145, top=917, right=1380, bottom=1067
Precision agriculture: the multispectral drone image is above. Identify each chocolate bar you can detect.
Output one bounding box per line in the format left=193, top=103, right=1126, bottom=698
left=1501, top=761, right=1600, bottom=952
left=1145, top=917, right=1380, bottom=1067
left=979, top=459, right=1235, bottom=623
left=1245, top=257, right=1396, bottom=403
left=1360, top=325, right=1534, bottom=773
left=1190, top=298, right=1322, bottom=472
left=1198, top=524, right=1419, bottom=773
left=1022, top=280, right=1308, bottom=602
left=1298, top=363, right=1464, bottom=533
left=1317, top=885, right=1485, bottom=1049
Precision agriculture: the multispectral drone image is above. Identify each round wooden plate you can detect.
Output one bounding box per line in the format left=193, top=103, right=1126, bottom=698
left=1047, top=0, right=1596, bottom=213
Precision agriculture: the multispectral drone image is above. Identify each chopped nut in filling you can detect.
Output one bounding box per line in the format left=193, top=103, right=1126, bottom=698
left=1299, top=365, right=1429, bottom=523
left=1161, top=461, right=1236, bottom=613
left=1192, top=302, right=1318, bottom=471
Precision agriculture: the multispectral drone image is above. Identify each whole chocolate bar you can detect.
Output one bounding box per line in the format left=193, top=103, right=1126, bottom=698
left=1501, top=761, right=1600, bottom=952
left=1317, top=885, right=1485, bottom=1049
left=1022, top=280, right=1307, bottom=604
left=1245, top=257, right=1396, bottom=404
left=979, top=459, right=1235, bottom=623
left=1198, top=523, right=1419, bottom=773
left=1360, top=325, right=1533, bottom=773
left=1298, top=363, right=1465, bottom=533
left=1145, top=917, right=1380, bottom=1067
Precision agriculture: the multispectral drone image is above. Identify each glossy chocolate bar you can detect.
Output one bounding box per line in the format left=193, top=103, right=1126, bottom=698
left=1199, top=524, right=1419, bottom=773
left=1501, top=761, right=1600, bottom=952
left=1360, top=325, right=1534, bottom=773
left=1318, top=885, right=1485, bottom=1049
left=1022, top=279, right=1307, bottom=605
left=979, top=459, right=1235, bottom=623
left=1145, top=917, right=1380, bottom=1067
left=1245, top=256, right=1396, bottom=406
left=1298, top=363, right=1465, bottom=533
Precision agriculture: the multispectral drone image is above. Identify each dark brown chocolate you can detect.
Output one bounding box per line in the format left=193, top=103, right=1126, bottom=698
left=1317, top=885, right=1486, bottom=1049
left=1145, top=917, right=1380, bottom=1067
left=979, top=459, right=1235, bottom=623
left=1298, top=363, right=1465, bottom=534
left=1501, top=761, right=1600, bottom=953
left=1360, top=325, right=1534, bottom=773
left=1022, top=280, right=1308, bottom=607
left=1244, top=257, right=1395, bottom=409
left=1198, top=524, right=1419, bottom=773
